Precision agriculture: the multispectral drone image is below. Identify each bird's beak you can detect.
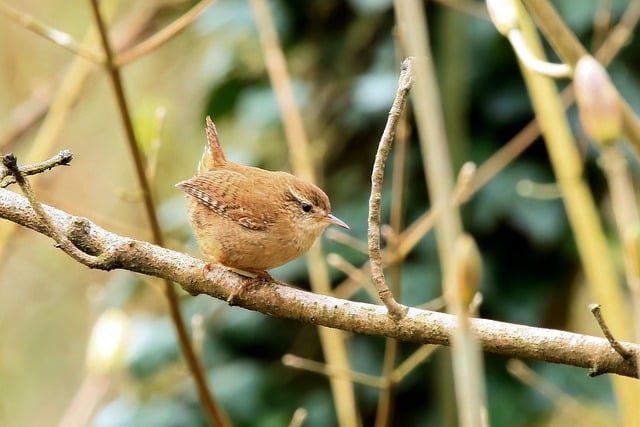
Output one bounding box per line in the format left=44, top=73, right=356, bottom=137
left=326, top=213, right=350, bottom=229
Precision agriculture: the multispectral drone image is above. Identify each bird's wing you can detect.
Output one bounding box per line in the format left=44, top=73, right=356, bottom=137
left=177, top=170, right=275, bottom=231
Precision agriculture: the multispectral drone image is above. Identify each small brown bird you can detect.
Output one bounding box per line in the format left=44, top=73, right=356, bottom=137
left=177, top=117, right=349, bottom=279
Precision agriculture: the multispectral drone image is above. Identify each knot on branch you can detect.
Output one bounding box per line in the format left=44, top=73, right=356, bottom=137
left=68, top=217, right=103, bottom=256
left=2, top=153, right=18, bottom=170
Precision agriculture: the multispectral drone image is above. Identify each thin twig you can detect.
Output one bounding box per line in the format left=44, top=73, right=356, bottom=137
left=595, top=0, right=640, bottom=65
left=591, top=0, right=614, bottom=51
left=390, top=161, right=475, bottom=265
left=326, top=254, right=373, bottom=291
left=1, top=153, right=110, bottom=268
left=507, top=359, right=590, bottom=424
left=589, top=304, right=632, bottom=359
left=599, top=146, right=640, bottom=346
left=390, top=344, right=438, bottom=383
left=282, top=354, right=386, bottom=389
left=332, top=260, right=373, bottom=300
left=375, top=93, right=409, bottom=426
left=88, top=1, right=228, bottom=426
left=115, top=0, right=217, bottom=66
left=331, top=164, right=475, bottom=309
left=432, top=0, right=489, bottom=19
left=0, top=2, right=103, bottom=63
left=325, top=228, right=369, bottom=255
left=368, top=58, right=413, bottom=320
left=0, top=150, right=72, bottom=188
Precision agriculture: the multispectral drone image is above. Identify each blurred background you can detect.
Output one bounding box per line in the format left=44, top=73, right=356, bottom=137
left=0, top=0, right=638, bottom=426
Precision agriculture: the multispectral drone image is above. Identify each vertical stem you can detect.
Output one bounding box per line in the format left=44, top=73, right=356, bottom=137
left=88, top=1, right=229, bottom=426
left=599, top=147, right=640, bottom=346
left=515, top=3, right=639, bottom=425
left=437, top=8, right=470, bottom=170
left=394, top=2, right=463, bottom=425
left=394, top=0, right=462, bottom=267
left=248, top=1, right=359, bottom=425
left=374, top=103, right=410, bottom=427
left=367, top=59, right=412, bottom=319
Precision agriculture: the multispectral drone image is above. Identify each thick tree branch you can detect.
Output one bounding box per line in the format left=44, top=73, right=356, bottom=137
left=1, top=188, right=639, bottom=379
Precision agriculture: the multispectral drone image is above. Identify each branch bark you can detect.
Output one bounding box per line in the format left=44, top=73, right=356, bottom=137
left=1, top=188, right=638, bottom=379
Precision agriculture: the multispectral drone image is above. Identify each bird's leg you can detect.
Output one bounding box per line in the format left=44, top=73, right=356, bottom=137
left=225, top=267, right=273, bottom=305
left=201, top=262, right=215, bottom=278
left=199, top=263, right=271, bottom=303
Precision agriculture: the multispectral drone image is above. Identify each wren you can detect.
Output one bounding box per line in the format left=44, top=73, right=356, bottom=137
left=177, top=117, right=349, bottom=279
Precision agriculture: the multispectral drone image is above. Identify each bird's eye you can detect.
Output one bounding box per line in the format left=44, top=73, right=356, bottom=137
left=301, top=202, right=313, bottom=213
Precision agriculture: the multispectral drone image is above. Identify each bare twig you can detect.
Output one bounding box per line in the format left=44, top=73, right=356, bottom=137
left=590, top=304, right=632, bottom=360
left=591, top=0, right=614, bottom=51
left=599, top=146, right=640, bottom=345
left=390, top=344, right=438, bottom=383
left=390, top=161, right=475, bottom=265
left=326, top=229, right=369, bottom=255
left=0, top=3, right=103, bottom=63
left=374, top=83, right=410, bottom=426
left=432, top=0, right=489, bottom=19
left=282, top=354, right=386, bottom=389
left=88, top=2, right=228, bottom=425
left=507, top=359, right=590, bottom=424
left=326, top=253, right=375, bottom=297
left=115, top=0, right=217, bottom=66
left=368, top=59, right=413, bottom=320
left=1, top=153, right=110, bottom=268
left=595, top=0, right=640, bottom=65
left=2, top=187, right=639, bottom=378
left=0, top=150, right=72, bottom=188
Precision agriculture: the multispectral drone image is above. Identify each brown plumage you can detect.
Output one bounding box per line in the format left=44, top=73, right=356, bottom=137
left=177, top=117, right=348, bottom=276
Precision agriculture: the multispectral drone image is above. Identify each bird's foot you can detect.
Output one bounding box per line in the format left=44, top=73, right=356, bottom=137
left=226, top=267, right=272, bottom=305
